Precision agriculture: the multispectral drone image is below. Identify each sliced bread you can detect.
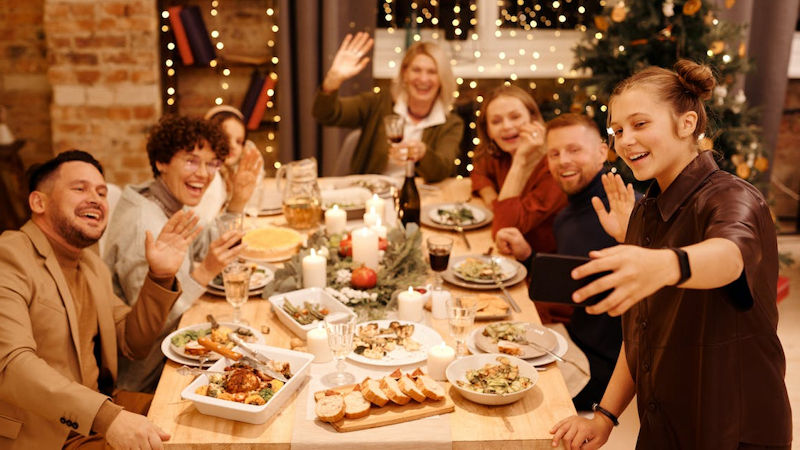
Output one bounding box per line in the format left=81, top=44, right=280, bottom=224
left=360, top=377, right=390, bottom=407
left=315, top=393, right=345, bottom=423
left=415, top=374, right=445, bottom=401
left=343, top=390, right=371, bottom=419
left=398, top=374, right=426, bottom=402
left=380, top=376, right=411, bottom=405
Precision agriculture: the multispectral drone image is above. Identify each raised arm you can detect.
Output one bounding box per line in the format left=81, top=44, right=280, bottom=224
left=591, top=173, right=636, bottom=243
left=321, top=32, right=374, bottom=93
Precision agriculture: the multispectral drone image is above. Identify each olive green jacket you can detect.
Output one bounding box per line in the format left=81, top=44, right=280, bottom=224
left=313, top=89, right=464, bottom=182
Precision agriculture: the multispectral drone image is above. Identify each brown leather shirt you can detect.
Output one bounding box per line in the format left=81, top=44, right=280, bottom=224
left=623, top=151, right=792, bottom=449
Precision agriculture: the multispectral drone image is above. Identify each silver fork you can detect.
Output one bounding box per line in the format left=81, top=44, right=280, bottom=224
left=518, top=338, right=590, bottom=378
left=453, top=198, right=472, bottom=249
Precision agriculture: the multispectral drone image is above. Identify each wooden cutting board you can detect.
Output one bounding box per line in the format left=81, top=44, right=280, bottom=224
left=313, top=384, right=455, bottom=432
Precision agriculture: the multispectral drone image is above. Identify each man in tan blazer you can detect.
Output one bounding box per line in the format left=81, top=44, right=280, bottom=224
left=0, top=150, right=201, bottom=449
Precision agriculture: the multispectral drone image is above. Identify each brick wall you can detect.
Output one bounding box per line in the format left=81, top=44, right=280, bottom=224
left=44, top=0, right=161, bottom=186
left=0, top=0, right=52, bottom=168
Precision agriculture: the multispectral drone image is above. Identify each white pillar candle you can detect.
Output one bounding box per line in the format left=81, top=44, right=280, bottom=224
left=427, top=343, right=456, bottom=381
left=363, top=206, right=379, bottom=227
left=397, top=286, right=425, bottom=322
left=302, top=249, right=327, bottom=288
left=351, top=226, right=379, bottom=270
left=372, top=217, right=387, bottom=239
left=365, top=194, right=385, bottom=217
left=306, top=325, right=333, bottom=363
left=324, top=204, right=347, bottom=235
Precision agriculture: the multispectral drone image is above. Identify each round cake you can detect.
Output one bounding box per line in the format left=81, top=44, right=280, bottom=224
left=241, top=226, right=303, bottom=261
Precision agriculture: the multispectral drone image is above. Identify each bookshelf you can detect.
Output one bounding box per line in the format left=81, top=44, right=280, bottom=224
left=156, top=0, right=280, bottom=171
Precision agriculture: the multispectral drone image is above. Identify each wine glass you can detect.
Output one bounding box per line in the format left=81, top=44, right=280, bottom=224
left=322, top=312, right=357, bottom=386
left=426, top=236, right=453, bottom=290
left=222, top=262, right=251, bottom=324
left=383, top=114, right=407, bottom=160
left=447, top=297, right=476, bottom=357
left=215, top=212, right=244, bottom=248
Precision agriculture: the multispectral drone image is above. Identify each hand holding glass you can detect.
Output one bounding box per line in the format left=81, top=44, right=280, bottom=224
left=322, top=313, right=357, bottom=386
left=222, top=262, right=251, bottom=324
left=383, top=114, right=407, bottom=161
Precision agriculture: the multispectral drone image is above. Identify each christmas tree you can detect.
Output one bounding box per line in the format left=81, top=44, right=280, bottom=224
left=543, top=0, right=769, bottom=185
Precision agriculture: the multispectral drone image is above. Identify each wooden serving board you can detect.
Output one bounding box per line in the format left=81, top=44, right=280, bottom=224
left=314, top=383, right=455, bottom=432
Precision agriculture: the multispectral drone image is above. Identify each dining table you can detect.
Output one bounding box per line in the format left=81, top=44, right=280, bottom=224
left=147, top=176, right=579, bottom=449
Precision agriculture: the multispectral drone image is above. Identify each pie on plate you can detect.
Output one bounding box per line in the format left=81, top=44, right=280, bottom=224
left=241, top=226, right=303, bottom=261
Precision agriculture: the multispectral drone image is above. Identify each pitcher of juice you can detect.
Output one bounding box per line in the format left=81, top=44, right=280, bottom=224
left=276, top=157, right=322, bottom=229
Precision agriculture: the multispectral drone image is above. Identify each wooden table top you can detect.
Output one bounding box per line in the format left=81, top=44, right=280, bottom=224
left=147, top=177, right=575, bottom=449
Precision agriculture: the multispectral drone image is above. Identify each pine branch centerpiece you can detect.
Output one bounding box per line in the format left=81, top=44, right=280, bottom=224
left=262, top=224, right=428, bottom=318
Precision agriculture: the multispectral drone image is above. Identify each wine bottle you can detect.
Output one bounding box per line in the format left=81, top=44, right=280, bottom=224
left=398, top=160, right=421, bottom=227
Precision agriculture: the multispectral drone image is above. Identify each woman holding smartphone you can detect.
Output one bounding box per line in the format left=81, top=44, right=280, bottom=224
left=550, top=60, right=791, bottom=449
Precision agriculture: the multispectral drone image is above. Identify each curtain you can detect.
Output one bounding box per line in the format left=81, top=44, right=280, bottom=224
left=277, top=0, right=375, bottom=175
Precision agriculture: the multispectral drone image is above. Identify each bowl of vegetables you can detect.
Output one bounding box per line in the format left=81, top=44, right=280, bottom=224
left=267, top=287, right=356, bottom=338
left=445, top=354, right=538, bottom=405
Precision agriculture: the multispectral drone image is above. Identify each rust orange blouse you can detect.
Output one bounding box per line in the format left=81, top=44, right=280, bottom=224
left=471, top=153, right=566, bottom=253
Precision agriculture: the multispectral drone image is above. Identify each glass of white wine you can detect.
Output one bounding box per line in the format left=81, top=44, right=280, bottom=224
left=222, top=262, right=252, bottom=324
left=322, top=312, right=356, bottom=387
left=447, top=297, right=476, bottom=357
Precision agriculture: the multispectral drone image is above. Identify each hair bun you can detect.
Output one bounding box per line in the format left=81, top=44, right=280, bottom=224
left=674, top=59, right=715, bottom=101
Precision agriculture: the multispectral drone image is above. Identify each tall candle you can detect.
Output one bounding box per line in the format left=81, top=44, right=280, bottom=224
left=351, top=226, right=378, bottom=270
left=397, top=286, right=425, bottom=322
left=302, top=249, right=327, bottom=288
left=365, top=194, right=385, bottom=217
left=306, top=325, right=332, bottom=363
left=427, top=343, right=456, bottom=381
left=324, top=204, right=347, bottom=235
left=363, top=206, right=379, bottom=227
left=372, top=217, right=387, bottom=239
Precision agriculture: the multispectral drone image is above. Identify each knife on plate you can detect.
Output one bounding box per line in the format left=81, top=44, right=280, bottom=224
left=228, top=333, right=289, bottom=382
left=490, top=257, right=521, bottom=313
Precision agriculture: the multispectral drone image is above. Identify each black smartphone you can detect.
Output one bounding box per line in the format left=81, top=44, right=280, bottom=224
left=529, top=253, right=612, bottom=307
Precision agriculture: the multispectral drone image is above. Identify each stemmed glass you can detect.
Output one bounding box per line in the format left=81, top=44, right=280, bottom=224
left=426, top=236, right=453, bottom=290
left=384, top=114, right=406, bottom=160
left=222, top=262, right=251, bottom=324
left=322, top=312, right=357, bottom=386
left=447, top=297, right=476, bottom=357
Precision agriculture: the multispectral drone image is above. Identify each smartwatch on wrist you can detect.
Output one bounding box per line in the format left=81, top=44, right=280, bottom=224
left=669, top=247, right=691, bottom=286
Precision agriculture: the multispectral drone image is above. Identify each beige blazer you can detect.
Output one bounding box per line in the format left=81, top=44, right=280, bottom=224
left=0, top=221, right=180, bottom=449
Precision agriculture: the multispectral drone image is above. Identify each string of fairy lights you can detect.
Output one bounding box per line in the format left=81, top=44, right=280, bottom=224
left=158, top=1, right=280, bottom=169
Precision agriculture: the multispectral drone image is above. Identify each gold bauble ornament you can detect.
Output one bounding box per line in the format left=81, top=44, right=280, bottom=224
left=710, top=41, right=725, bottom=55
left=594, top=16, right=610, bottom=32
left=731, top=154, right=745, bottom=166
left=736, top=163, right=751, bottom=179
left=611, top=2, right=628, bottom=22
left=698, top=137, right=714, bottom=150
left=725, top=0, right=736, bottom=8
left=738, top=42, right=747, bottom=57
left=683, top=0, right=702, bottom=16
left=754, top=156, right=769, bottom=172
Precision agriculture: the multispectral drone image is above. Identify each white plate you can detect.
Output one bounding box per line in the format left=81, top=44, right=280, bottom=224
left=208, top=264, right=274, bottom=291
left=161, top=322, right=265, bottom=366
left=466, top=326, right=567, bottom=366
left=348, top=320, right=444, bottom=367
left=428, top=203, right=486, bottom=226
left=268, top=287, right=356, bottom=339
left=181, top=344, right=313, bottom=424
left=334, top=175, right=400, bottom=198
left=451, top=255, right=518, bottom=284
left=445, top=354, right=538, bottom=406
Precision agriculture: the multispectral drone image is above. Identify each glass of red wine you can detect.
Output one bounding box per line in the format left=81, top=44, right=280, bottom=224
left=427, top=235, right=453, bottom=290
left=383, top=114, right=406, bottom=158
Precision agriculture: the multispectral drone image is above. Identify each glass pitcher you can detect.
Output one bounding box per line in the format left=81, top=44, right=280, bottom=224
left=276, top=157, right=322, bottom=229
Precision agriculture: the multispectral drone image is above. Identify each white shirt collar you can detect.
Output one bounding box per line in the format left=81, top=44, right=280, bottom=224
left=393, top=94, right=447, bottom=129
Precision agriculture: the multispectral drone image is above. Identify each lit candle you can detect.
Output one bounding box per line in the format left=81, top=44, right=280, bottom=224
left=372, top=217, right=387, bottom=239
left=427, top=343, right=456, bottom=381
left=363, top=206, right=379, bottom=227
left=365, top=194, right=385, bottom=217
left=351, top=226, right=378, bottom=270
left=397, top=286, right=425, bottom=322
left=324, top=204, right=347, bottom=235
left=306, top=325, right=332, bottom=363
left=302, top=248, right=327, bottom=288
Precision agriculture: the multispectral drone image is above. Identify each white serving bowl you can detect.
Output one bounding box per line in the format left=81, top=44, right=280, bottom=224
left=268, top=287, right=356, bottom=338
left=445, top=353, right=539, bottom=406
left=181, top=344, right=313, bottom=424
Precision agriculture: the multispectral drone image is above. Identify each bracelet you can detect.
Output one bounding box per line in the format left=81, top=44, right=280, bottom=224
left=592, top=403, right=619, bottom=426
left=669, top=247, right=691, bottom=286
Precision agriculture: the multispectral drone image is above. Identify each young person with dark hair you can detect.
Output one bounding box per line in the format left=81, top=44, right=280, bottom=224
left=103, top=115, right=245, bottom=392
left=0, top=150, right=198, bottom=449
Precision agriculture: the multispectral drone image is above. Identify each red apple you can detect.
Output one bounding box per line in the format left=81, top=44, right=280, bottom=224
left=351, top=266, right=378, bottom=289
